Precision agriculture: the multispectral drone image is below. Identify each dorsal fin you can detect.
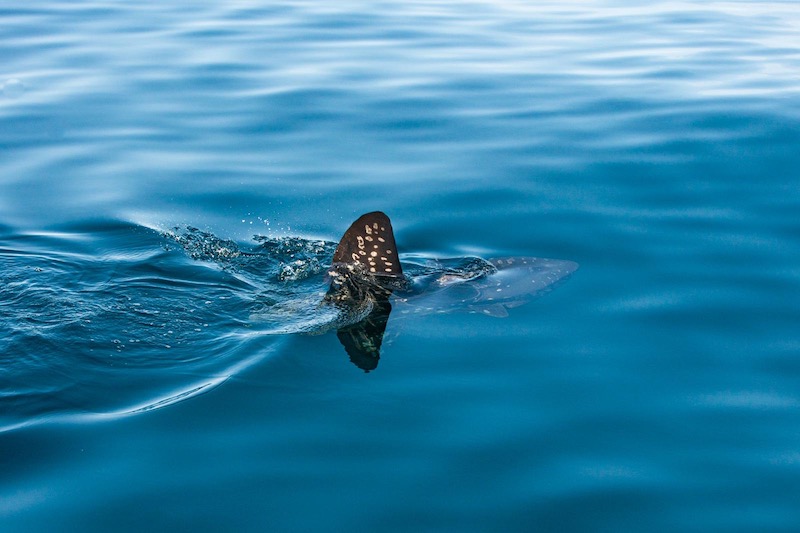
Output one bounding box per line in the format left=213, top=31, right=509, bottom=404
left=332, top=211, right=403, bottom=278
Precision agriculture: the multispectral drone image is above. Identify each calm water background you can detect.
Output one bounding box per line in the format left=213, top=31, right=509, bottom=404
left=2, top=1, right=800, bottom=531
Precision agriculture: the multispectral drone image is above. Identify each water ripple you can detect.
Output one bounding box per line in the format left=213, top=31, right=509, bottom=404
left=0, top=221, right=275, bottom=431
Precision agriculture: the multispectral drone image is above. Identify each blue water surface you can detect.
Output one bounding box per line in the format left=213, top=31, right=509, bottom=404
left=2, top=1, right=800, bottom=531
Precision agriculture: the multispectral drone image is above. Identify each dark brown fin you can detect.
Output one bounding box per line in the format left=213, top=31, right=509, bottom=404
left=331, top=211, right=403, bottom=278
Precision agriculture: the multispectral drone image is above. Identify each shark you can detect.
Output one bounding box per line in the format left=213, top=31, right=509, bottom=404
left=321, top=211, right=577, bottom=371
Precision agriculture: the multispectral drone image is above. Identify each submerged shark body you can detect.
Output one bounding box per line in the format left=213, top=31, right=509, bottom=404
left=323, top=212, right=577, bottom=371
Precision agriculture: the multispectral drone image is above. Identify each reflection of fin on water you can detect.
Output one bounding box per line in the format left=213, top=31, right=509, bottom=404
left=325, top=212, right=578, bottom=372
left=335, top=297, right=392, bottom=372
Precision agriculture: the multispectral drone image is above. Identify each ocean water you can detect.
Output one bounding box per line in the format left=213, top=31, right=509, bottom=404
left=2, top=1, right=800, bottom=531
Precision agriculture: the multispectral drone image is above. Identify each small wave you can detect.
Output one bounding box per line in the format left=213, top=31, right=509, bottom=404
left=0, top=221, right=287, bottom=432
